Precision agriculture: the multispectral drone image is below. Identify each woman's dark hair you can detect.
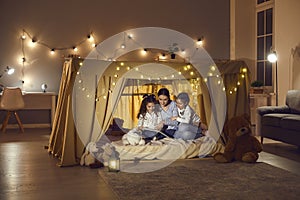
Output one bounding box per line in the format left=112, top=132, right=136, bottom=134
left=137, top=94, right=158, bottom=119
left=157, top=88, right=172, bottom=106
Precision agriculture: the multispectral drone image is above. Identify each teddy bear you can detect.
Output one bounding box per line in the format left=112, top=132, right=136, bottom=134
left=122, top=128, right=146, bottom=146
left=213, top=114, right=263, bottom=163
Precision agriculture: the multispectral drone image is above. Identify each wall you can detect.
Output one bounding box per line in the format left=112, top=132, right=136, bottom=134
left=0, top=0, right=230, bottom=93
left=233, top=0, right=300, bottom=106
left=275, top=0, right=300, bottom=103
left=231, top=0, right=256, bottom=82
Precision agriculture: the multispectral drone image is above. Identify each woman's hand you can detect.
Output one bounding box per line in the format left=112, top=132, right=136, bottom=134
left=171, top=116, right=178, bottom=121
left=155, top=122, right=164, bottom=130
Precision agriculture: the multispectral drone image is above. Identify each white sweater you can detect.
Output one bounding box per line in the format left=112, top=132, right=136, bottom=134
left=176, top=105, right=200, bottom=124
left=137, top=111, right=163, bottom=130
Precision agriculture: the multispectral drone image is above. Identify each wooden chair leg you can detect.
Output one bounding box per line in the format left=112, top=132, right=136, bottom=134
left=14, top=111, right=24, bottom=133
left=1, top=111, right=11, bottom=133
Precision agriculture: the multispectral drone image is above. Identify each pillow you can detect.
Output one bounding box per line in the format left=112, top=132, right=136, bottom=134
left=286, top=90, right=300, bottom=114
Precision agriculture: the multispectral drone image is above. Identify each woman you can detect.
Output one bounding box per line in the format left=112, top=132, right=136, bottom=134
left=156, top=88, right=178, bottom=138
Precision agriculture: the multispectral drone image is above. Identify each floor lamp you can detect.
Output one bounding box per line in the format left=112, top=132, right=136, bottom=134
left=267, top=50, right=278, bottom=106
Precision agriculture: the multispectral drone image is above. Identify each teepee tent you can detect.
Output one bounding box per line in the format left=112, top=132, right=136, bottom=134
left=47, top=27, right=250, bottom=166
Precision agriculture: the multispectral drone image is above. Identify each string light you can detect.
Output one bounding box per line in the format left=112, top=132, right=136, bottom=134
left=19, top=29, right=98, bottom=60
left=196, top=36, right=204, bottom=46
left=224, top=67, right=248, bottom=95
left=127, top=34, right=133, bottom=39
left=19, top=29, right=233, bottom=101
left=29, top=39, right=37, bottom=47
left=16, top=29, right=204, bottom=62
left=141, top=48, right=147, bottom=56
left=87, top=34, right=94, bottom=42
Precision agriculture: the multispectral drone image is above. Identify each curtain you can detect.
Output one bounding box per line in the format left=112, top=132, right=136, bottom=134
left=216, top=60, right=251, bottom=120
left=216, top=60, right=251, bottom=143
left=95, top=77, right=127, bottom=140
left=48, top=59, right=84, bottom=167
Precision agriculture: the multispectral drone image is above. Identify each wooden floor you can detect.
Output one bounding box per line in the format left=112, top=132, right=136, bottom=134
left=0, top=128, right=299, bottom=200
left=0, top=128, right=118, bottom=200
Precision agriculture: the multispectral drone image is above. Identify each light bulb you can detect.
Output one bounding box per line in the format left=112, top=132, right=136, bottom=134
left=87, top=35, right=94, bottom=42
left=141, top=49, right=147, bottom=56
left=197, top=37, right=203, bottom=46
left=267, top=52, right=277, bottom=63
left=41, top=83, right=47, bottom=92
left=7, top=67, right=15, bottom=75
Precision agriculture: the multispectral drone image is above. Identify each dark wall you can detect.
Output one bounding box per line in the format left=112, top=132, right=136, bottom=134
left=0, top=0, right=230, bottom=93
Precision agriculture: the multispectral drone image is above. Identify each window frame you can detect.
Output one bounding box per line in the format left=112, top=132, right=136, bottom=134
left=255, top=0, right=275, bottom=92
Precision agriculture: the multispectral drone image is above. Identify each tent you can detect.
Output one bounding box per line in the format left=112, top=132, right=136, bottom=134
left=48, top=58, right=250, bottom=167
left=47, top=27, right=250, bottom=167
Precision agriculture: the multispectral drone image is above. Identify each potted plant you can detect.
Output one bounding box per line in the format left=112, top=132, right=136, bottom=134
left=250, top=80, right=264, bottom=94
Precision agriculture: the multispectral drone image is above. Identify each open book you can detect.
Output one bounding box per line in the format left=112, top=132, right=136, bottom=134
left=142, top=127, right=170, bottom=138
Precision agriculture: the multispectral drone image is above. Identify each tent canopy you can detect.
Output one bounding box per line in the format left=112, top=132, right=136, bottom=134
left=48, top=58, right=250, bottom=167
left=48, top=27, right=249, bottom=166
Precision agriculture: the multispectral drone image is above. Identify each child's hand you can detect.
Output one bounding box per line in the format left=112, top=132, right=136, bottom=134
left=200, top=123, right=208, bottom=131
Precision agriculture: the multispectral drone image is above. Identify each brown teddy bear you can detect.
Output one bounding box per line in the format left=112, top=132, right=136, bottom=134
left=214, top=114, right=263, bottom=163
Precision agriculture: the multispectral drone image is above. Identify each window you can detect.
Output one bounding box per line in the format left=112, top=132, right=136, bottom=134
left=257, top=0, right=270, bottom=4
left=256, top=0, right=274, bottom=88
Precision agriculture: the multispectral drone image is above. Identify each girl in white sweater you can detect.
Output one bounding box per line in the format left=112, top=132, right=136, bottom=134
left=137, top=94, right=164, bottom=140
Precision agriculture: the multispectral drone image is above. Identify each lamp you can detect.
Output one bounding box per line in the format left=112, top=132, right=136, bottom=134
left=267, top=49, right=278, bottom=106
left=108, top=150, right=120, bottom=172
left=0, top=66, right=15, bottom=78
left=41, top=83, right=47, bottom=93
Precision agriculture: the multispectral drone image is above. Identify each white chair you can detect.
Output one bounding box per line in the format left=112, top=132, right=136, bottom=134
left=0, top=87, right=25, bottom=133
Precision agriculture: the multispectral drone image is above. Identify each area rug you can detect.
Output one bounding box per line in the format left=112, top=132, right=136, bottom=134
left=98, top=159, right=300, bottom=200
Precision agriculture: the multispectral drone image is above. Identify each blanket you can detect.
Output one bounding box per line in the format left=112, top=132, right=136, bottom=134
left=80, top=135, right=224, bottom=170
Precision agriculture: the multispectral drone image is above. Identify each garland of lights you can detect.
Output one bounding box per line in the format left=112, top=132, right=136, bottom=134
left=19, top=29, right=247, bottom=97
left=19, top=29, right=97, bottom=68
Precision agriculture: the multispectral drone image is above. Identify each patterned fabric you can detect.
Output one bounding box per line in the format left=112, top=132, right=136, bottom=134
left=137, top=111, right=162, bottom=130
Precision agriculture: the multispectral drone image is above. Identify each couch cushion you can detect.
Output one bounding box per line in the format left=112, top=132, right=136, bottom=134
left=280, top=115, right=300, bottom=131
left=262, top=113, right=291, bottom=127
left=286, top=90, right=300, bottom=114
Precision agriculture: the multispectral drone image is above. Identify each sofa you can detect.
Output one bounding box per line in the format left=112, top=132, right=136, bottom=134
left=256, top=90, right=300, bottom=148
